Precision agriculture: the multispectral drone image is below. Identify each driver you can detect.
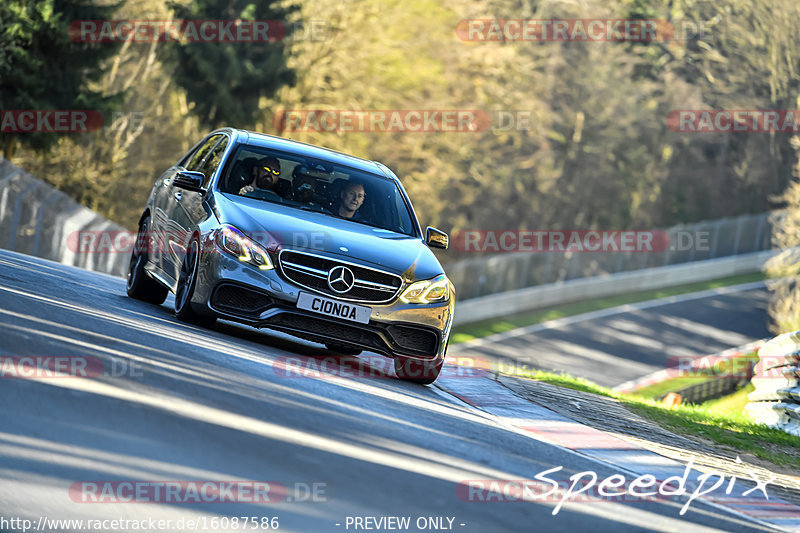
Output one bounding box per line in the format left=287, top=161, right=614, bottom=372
left=239, top=157, right=287, bottom=197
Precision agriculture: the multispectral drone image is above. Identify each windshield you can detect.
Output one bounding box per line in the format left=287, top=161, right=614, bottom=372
left=219, top=145, right=418, bottom=237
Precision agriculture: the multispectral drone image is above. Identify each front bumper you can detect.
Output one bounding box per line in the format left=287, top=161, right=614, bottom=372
left=191, top=237, right=453, bottom=361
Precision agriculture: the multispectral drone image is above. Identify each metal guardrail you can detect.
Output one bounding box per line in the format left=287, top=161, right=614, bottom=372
left=454, top=252, right=774, bottom=326
left=446, top=212, right=773, bottom=301
left=746, top=332, right=800, bottom=436
left=0, top=156, right=128, bottom=276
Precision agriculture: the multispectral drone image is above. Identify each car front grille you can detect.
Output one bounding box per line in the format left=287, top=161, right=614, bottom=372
left=279, top=250, right=403, bottom=303
left=269, top=313, right=387, bottom=352
left=211, top=284, right=273, bottom=316
left=265, top=313, right=440, bottom=358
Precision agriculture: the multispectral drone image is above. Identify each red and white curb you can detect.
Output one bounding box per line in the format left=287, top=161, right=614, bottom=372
left=436, top=367, right=800, bottom=532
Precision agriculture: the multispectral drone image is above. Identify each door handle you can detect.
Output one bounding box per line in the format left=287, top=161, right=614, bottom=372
left=174, top=192, right=182, bottom=201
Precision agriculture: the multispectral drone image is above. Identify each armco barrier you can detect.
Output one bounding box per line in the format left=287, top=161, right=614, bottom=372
left=446, top=212, right=773, bottom=301
left=0, top=156, right=128, bottom=276
left=454, top=250, right=775, bottom=326
left=746, top=331, right=800, bottom=437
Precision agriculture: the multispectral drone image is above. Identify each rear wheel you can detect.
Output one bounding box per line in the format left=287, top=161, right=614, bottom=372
left=394, top=357, right=443, bottom=385
left=175, top=238, right=216, bottom=327
left=126, top=215, right=168, bottom=304
left=325, top=343, right=362, bottom=356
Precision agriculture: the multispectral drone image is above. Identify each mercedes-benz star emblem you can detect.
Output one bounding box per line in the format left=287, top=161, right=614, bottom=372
left=327, top=265, right=355, bottom=293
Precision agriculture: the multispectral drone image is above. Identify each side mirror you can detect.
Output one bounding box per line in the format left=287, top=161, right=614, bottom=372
left=174, top=170, right=205, bottom=193
left=425, top=227, right=449, bottom=249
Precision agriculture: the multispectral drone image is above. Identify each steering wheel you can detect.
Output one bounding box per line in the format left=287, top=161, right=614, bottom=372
left=248, top=189, right=283, bottom=202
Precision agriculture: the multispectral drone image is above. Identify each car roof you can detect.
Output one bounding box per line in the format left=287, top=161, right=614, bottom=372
left=218, top=128, right=394, bottom=179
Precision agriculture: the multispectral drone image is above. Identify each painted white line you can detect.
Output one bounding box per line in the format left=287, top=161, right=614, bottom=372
left=454, top=280, right=766, bottom=350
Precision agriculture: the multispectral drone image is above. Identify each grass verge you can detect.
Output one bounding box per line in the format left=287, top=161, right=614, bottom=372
left=509, top=368, right=800, bottom=469
left=452, top=271, right=765, bottom=344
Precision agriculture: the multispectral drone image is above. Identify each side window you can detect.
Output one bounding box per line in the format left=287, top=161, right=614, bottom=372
left=185, top=135, right=221, bottom=172
left=199, top=137, right=229, bottom=188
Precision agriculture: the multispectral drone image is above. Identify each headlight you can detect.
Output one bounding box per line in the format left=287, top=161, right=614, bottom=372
left=215, top=225, right=273, bottom=270
left=399, top=274, right=450, bottom=304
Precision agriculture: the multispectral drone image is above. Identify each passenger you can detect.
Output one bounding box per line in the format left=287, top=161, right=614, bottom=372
left=291, top=165, right=319, bottom=204
left=336, top=181, right=367, bottom=221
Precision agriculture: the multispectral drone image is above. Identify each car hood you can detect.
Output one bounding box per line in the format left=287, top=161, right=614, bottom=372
left=214, top=193, right=444, bottom=280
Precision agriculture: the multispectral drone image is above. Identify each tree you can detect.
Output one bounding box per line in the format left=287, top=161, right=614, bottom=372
left=0, top=0, right=123, bottom=159
left=161, top=0, right=298, bottom=129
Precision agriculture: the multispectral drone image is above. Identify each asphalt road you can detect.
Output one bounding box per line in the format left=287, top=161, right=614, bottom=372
left=0, top=250, right=776, bottom=532
left=451, top=283, right=771, bottom=388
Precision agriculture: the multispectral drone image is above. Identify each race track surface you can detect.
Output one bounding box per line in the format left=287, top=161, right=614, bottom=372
left=0, top=250, right=777, bottom=532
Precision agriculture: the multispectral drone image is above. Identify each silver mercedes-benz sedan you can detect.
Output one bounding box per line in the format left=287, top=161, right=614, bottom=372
left=126, top=128, right=455, bottom=384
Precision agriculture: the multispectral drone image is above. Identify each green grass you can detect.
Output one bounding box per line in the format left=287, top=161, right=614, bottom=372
left=452, top=272, right=765, bottom=344
left=701, top=384, right=754, bottom=416
left=509, top=368, right=800, bottom=468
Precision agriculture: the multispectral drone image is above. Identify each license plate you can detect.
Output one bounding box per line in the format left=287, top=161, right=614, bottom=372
left=296, top=292, right=371, bottom=324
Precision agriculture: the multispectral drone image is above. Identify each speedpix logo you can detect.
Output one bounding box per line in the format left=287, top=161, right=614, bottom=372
left=458, top=458, right=773, bottom=516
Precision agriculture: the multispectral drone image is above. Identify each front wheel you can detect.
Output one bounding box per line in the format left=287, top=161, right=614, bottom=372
left=394, top=357, right=443, bottom=385
left=175, top=238, right=216, bottom=327
left=127, top=215, right=168, bottom=305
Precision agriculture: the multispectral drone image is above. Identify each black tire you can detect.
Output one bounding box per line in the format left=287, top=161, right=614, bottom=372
left=127, top=215, right=168, bottom=305
left=175, top=238, right=216, bottom=327
left=325, top=343, right=362, bottom=356
left=394, top=356, right=443, bottom=385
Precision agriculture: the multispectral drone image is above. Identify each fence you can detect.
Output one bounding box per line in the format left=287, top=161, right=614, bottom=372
left=661, top=374, right=752, bottom=405
left=446, top=212, right=773, bottom=301
left=0, top=156, right=128, bottom=276
left=746, top=331, right=800, bottom=436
